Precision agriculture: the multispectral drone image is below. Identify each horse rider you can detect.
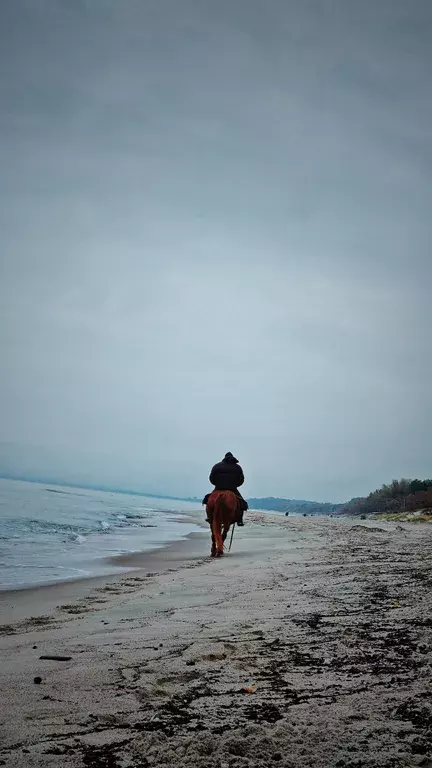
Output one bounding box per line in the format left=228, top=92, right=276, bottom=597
left=203, top=452, right=248, bottom=525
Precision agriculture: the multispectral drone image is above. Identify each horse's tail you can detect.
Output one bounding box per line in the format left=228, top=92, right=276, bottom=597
left=211, top=492, right=229, bottom=555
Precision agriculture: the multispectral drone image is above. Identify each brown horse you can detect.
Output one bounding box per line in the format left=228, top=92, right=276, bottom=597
left=206, top=490, right=239, bottom=557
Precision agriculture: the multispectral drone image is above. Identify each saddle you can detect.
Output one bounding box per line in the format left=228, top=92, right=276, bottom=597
left=202, top=491, right=248, bottom=510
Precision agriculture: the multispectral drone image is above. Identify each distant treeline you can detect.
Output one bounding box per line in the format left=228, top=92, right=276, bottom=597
left=247, top=497, right=342, bottom=515
left=339, top=479, right=432, bottom=517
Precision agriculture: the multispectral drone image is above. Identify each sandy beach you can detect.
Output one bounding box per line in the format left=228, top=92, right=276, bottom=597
left=1, top=513, right=431, bottom=768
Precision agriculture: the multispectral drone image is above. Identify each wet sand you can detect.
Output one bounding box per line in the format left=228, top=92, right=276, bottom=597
left=0, top=530, right=207, bottom=624
left=0, top=513, right=431, bottom=767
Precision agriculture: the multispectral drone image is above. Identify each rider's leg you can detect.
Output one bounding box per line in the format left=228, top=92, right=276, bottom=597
left=234, top=491, right=246, bottom=525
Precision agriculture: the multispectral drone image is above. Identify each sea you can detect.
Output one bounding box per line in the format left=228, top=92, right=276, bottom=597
left=0, top=478, right=203, bottom=591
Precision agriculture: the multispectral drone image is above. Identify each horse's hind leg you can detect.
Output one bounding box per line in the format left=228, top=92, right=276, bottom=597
left=211, top=506, right=225, bottom=556
left=215, top=527, right=224, bottom=556
left=207, top=509, right=216, bottom=557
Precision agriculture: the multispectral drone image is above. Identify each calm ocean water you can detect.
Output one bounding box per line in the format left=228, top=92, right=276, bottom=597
left=0, top=479, right=203, bottom=590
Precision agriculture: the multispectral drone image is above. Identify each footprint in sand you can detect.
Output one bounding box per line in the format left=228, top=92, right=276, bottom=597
left=58, top=604, right=92, bottom=614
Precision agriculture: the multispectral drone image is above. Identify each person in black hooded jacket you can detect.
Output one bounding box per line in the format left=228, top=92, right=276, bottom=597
left=203, top=452, right=248, bottom=525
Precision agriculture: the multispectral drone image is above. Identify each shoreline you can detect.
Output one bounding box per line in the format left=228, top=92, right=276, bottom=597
left=0, top=529, right=208, bottom=624
left=0, top=477, right=206, bottom=596
left=0, top=502, right=207, bottom=600
left=0, top=514, right=410, bottom=623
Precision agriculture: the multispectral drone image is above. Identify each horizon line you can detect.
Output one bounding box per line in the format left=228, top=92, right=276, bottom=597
left=0, top=472, right=340, bottom=505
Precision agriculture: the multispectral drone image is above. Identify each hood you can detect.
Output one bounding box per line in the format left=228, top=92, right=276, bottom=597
left=223, top=452, right=238, bottom=464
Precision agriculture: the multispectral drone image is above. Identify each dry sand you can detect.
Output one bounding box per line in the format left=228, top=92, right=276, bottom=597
left=0, top=513, right=431, bottom=768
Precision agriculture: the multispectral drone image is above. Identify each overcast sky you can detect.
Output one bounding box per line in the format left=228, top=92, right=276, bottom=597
left=1, top=0, right=431, bottom=502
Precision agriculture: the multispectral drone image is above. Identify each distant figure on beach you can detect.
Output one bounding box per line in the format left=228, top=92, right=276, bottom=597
left=202, top=452, right=248, bottom=526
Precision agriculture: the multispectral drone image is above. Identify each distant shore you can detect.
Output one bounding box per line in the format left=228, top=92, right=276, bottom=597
left=0, top=473, right=202, bottom=502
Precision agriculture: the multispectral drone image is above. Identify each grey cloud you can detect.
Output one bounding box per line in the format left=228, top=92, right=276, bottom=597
left=1, top=1, right=431, bottom=501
